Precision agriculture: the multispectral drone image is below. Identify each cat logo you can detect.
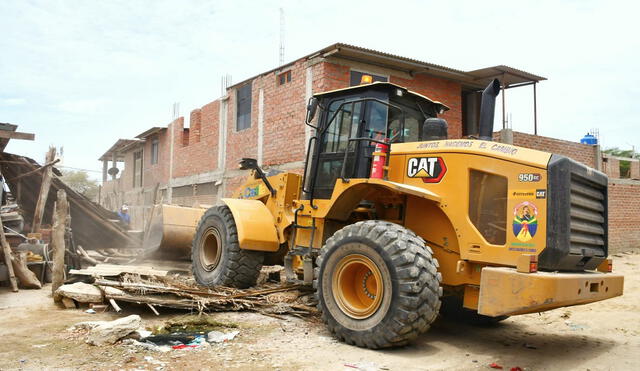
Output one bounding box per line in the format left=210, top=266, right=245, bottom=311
left=407, top=157, right=447, bottom=183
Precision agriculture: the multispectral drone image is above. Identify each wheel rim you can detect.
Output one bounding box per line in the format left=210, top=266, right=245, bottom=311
left=199, top=227, right=222, bottom=271
left=332, top=252, right=384, bottom=319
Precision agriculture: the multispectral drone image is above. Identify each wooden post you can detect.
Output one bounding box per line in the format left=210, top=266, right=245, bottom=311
left=31, top=147, right=56, bottom=233
left=0, top=212, right=18, bottom=292
left=51, top=189, right=68, bottom=297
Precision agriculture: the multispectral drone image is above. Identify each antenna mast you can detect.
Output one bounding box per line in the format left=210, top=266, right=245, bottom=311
left=279, top=8, right=285, bottom=65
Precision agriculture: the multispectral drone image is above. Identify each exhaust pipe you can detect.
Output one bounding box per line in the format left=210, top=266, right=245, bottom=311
left=478, top=78, right=501, bottom=141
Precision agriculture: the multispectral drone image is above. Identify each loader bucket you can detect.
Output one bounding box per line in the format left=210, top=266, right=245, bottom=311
left=142, top=204, right=206, bottom=254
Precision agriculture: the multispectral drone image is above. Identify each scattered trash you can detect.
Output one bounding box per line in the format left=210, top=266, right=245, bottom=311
left=510, top=367, right=523, bottom=371
left=564, top=320, right=588, bottom=331
left=489, top=362, right=503, bottom=369
left=207, top=330, right=239, bottom=343
left=136, top=329, right=153, bottom=338
left=523, top=343, right=538, bottom=349
left=121, top=339, right=171, bottom=353
left=31, top=344, right=49, bottom=348
left=85, top=309, right=96, bottom=314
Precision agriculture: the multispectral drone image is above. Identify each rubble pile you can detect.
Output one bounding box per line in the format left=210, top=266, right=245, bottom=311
left=55, top=271, right=317, bottom=317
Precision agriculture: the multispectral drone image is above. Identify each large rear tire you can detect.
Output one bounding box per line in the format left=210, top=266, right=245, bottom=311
left=314, top=220, right=442, bottom=349
left=191, top=205, right=264, bottom=288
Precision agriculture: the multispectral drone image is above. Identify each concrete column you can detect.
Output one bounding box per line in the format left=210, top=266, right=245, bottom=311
left=305, top=66, right=313, bottom=153
left=111, top=152, right=117, bottom=180
left=218, top=97, right=228, bottom=171
left=167, top=122, right=174, bottom=204
left=498, top=128, right=513, bottom=144
left=594, top=145, right=602, bottom=171
left=258, top=88, right=264, bottom=166
left=102, top=160, right=108, bottom=182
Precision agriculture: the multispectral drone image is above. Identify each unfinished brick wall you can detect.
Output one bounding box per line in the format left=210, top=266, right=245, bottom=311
left=390, top=74, right=463, bottom=139
left=602, top=156, right=620, bottom=179
left=494, top=131, right=598, bottom=168
left=172, top=101, right=221, bottom=178
left=608, top=179, right=640, bottom=252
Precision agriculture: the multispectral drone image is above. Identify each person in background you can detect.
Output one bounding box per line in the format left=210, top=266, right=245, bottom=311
left=117, top=204, right=131, bottom=227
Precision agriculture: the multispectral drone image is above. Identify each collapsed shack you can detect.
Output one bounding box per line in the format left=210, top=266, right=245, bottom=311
left=0, top=152, right=138, bottom=251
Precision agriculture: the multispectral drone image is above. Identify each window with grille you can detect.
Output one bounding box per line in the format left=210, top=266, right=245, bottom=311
left=278, top=70, right=292, bottom=85
left=150, top=139, right=159, bottom=164
left=133, top=150, right=143, bottom=188
left=236, top=83, right=252, bottom=131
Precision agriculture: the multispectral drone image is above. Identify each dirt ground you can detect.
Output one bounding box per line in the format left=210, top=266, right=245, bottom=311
left=1, top=251, right=639, bottom=371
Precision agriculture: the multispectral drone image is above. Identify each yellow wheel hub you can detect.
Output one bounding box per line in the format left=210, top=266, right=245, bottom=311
left=333, top=253, right=384, bottom=319
left=200, top=227, right=222, bottom=271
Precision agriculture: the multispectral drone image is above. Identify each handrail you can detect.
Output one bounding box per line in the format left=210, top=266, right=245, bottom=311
left=339, top=137, right=390, bottom=182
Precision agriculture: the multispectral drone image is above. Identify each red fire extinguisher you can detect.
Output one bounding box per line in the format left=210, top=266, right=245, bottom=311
left=370, top=139, right=389, bottom=179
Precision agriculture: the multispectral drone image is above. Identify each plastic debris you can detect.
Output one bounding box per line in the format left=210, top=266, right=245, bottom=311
left=207, top=330, right=240, bottom=343
left=489, top=362, right=503, bottom=369
left=85, top=309, right=96, bottom=314
left=510, top=367, right=523, bottom=371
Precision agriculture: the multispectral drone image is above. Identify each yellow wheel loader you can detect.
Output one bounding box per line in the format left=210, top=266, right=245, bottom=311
left=189, top=78, right=624, bottom=349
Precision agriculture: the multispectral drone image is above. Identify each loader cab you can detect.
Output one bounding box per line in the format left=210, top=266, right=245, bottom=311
left=303, top=82, right=449, bottom=200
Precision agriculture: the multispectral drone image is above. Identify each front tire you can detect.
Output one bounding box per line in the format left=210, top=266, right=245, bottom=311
left=191, top=205, right=264, bottom=288
left=315, top=221, right=442, bottom=349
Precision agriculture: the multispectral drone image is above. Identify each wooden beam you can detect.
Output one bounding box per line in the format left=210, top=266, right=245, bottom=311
left=6, top=159, right=60, bottom=183
left=51, top=189, right=69, bottom=296
left=0, top=216, right=19, bottom=292
left=31, top=147, right=56, bottom=233
left=0, top=131, right=35, bottom=140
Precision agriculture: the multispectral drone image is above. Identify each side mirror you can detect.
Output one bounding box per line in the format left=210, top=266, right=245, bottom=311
left=238, top=158, right=258, bottom=171
left=305, top=97, right=319, bottom=126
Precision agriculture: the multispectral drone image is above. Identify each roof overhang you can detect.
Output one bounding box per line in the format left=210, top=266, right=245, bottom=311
left=98, top=139, right=142, bottom=161
left=466, top=65, right=547, bottom=89
left=135, top=126, right=166, bottom=139
left=227, top=42, right=547, bottom=92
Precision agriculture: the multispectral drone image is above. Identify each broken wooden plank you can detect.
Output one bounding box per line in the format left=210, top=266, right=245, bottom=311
left=147, top=303, right=160, bottom=316
left=31, top=147, right=56, bottom=233
left=69, top=263, right=169, bottom=277
left=0, top=130, right=35, bottom=141
left=109, top=298, right=122, bottom=312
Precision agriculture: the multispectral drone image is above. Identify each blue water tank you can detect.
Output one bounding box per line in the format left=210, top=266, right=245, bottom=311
left=580, top=133, right=597, bottom=145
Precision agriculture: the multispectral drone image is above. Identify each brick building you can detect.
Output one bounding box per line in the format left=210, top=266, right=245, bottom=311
left=99, top=43, right=546, bottom=229
left=98, top=43, right=640, bottom=253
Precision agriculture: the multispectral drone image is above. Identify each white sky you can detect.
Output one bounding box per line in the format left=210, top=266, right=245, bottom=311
left=2, top=0, right=639, bottom=179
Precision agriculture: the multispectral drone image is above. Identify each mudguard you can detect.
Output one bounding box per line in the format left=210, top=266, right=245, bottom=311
left=221, top=198, right=280, bottom=252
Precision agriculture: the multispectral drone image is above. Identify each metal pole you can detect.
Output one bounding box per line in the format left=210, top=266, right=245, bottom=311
left=533, top=82, right=538, bottom=135
left=501, top=74, right=506, bottom=129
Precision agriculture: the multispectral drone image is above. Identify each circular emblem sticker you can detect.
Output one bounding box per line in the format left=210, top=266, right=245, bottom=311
left=512, top=201, right=538, bottom=242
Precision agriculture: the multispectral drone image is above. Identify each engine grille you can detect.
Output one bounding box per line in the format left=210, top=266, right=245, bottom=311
left=569, top=173, right=607, bottom=258
left=540, top=155, right=608, bottom=271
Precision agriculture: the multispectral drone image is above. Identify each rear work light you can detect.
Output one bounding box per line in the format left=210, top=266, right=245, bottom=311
left=597, top=258, right=613, bottom=273
left=517, top=254, right=538, bottom=273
